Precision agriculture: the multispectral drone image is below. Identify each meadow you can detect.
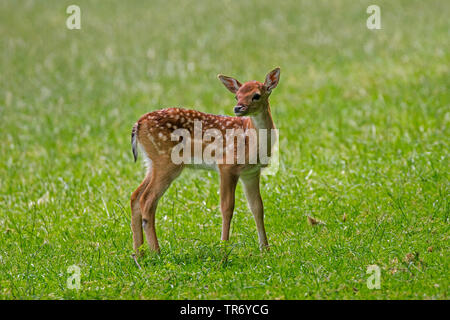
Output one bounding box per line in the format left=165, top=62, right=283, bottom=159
left=0, top=0, right=448, bottom=299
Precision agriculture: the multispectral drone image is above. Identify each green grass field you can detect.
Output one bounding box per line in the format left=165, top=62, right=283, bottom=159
left=0, top=0, right=449, bottom=299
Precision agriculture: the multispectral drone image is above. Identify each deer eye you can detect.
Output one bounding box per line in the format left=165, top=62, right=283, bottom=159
left=252, top=93, right=261, bottom=101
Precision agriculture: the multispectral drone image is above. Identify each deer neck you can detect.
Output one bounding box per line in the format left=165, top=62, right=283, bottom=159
left=246, top=104, right=276, bottom=162
left=248, top=104, right=275, bottom=131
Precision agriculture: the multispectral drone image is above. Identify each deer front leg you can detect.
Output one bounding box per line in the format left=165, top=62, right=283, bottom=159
left=241, top=172, right=269, bottom=250
left=219, top=169, right=239, bottom=241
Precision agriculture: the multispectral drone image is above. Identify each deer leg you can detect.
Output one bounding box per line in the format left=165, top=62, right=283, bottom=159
left=130, top=174, right=151, bottom=255
left=219, top=169, right=239, bottom=241
left=139, top=163, right=183, bottom=252
left=241, top=172, right=269, bottom=250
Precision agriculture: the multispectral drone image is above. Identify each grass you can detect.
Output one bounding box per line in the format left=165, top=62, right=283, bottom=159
left=0, top=0, right=449, bottom=299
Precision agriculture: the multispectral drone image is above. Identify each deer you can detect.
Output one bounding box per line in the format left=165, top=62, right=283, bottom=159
left=130, top=67, right=280, bottom=255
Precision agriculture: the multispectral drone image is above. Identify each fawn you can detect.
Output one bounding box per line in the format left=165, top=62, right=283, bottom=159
left=130, top=67, right=280, bottom=254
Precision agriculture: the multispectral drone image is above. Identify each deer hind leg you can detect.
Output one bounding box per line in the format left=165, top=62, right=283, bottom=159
left=139, top=162, right=183, bottom=252
left=131, top=174, right=151, bottom=255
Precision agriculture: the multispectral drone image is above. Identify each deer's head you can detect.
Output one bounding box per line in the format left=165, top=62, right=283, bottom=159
left=218, top=67, right=280, bottom=116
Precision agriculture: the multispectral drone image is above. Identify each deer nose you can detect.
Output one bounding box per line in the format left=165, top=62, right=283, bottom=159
left=234, top=105, right=247, bottom=114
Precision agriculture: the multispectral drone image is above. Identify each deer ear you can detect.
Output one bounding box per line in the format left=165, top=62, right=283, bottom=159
left=264, top=67, right=280, bottom=92
left=218, top=74, right=242, bottom=94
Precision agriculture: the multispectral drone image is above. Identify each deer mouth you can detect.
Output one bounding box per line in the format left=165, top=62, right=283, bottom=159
left=234, top=105, right=248, bottom=116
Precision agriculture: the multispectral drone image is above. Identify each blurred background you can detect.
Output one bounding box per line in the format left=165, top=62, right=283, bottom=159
left=0, top=0, right=448, bottom=299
